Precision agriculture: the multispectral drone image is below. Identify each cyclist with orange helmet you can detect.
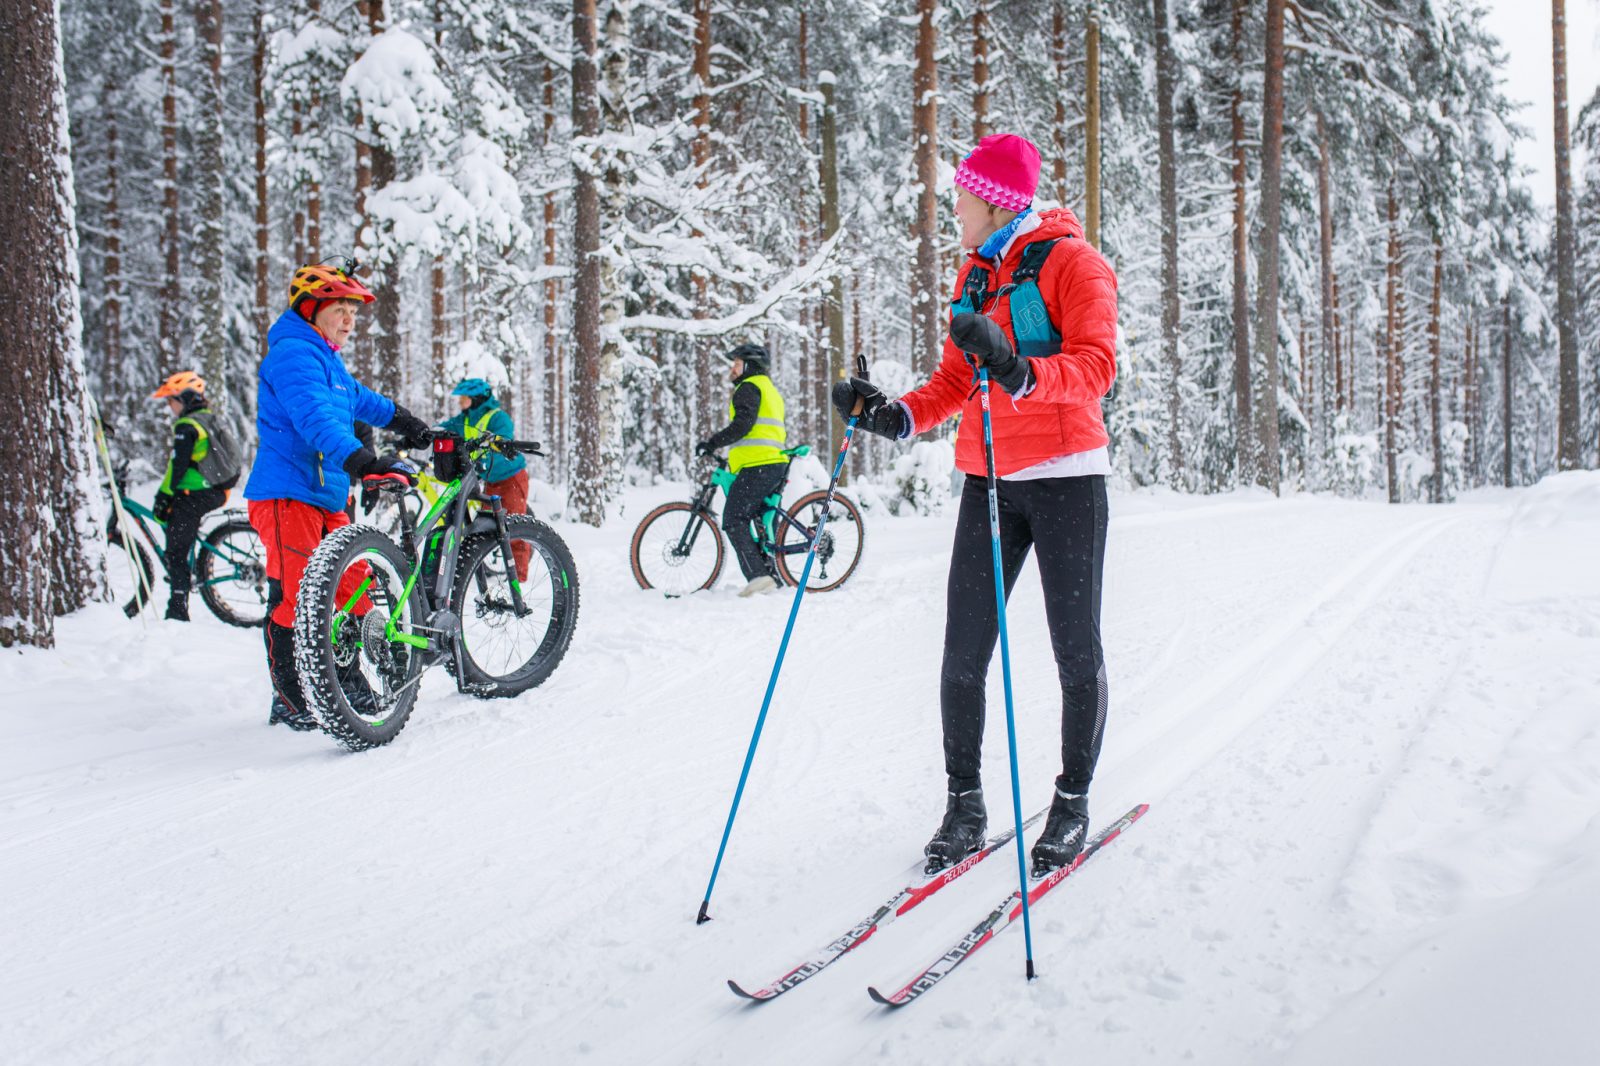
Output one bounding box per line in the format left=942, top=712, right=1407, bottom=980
left=150, top=371, right=241, bottom=621
left=245, top=258, right=431, bottom=732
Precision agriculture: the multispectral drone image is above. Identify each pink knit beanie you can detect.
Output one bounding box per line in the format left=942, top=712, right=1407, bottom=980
left=953, top=133, right=1041, bottom=213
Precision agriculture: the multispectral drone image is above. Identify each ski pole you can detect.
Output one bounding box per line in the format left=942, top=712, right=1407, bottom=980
left=698, top=363, right=867, bottom=924
left=976, top=363, right=1037, bottom=979
left=89, top=396, right=154, bottom=626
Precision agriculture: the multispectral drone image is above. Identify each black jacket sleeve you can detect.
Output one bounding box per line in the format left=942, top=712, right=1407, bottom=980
left=166, top=422, right=201, bottom=494
left=702, top=381, right=761, bottom=450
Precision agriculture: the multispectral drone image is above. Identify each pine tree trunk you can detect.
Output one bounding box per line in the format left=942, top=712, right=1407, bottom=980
left=911, top=0, right=941, bottom=379
left=158, top=0, right=180, bottom=375
left=1465, top=319, right=1478, bottom=481
left=103, top=106, right=124, bottom=416
left=1384, top=184, right=1400, bottom=503
left=692, top=0, right=714, bottom=448
left=306, top=0, right=325, bottom=258
left=253, top=1, right=270, bottom=363
left=194, top=0, right=227, bottom=404
left=1316, top=112, right=1336, bottom=458
left=1332, top=274, right=1344, bottom=413
left=431, top=259, right=446, bottom=404
left=292, top=97, right=306, bottom=265
left=1229, top=0, right=1254, bottom=484
left=1052, top=2, right=1068, bottom=205
left=1551, top=0, right=1582, bottom=469
left=568, top=0, right=604, bottom=525
left=542, top=62, right=562, bottom=478
left=365, top=0, right=401, bottom=398
left=972, top=0, right=991, bottom=143
left=1153, top=0, right=1183, bottom=486
left=1, top=0, right=86, bottom=645
left=1427, top=236, right=1444, bottom=502
left=1251, top=0, right=1285, bottom=493
left=1085, top=0, right=1102, bottom=247
left=1502, top=291, right=1513, bottom=487
left=821, top=74, right=846, bottom=480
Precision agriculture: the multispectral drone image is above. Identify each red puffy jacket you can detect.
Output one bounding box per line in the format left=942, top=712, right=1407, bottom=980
left=899, top=207, right=1118, bottom=477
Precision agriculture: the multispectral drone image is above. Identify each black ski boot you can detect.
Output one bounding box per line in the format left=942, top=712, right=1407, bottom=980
left=266, top=622, right=320, bottom=732
left=924, top=787, right=987, bottom=874
left=267, top=693, right=317, bottom=731
left=165, top=591, right=190, bottom=622
left=1031, top=787, right=1089, bottom=877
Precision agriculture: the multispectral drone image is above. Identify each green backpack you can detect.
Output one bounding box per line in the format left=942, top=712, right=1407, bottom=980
left=178, top=408, right=242, bottom=487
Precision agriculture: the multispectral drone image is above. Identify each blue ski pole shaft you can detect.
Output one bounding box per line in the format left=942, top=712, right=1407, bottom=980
left=977, top=366, right=1037, bottom=978
left=698, top=412, right=862, bottom=924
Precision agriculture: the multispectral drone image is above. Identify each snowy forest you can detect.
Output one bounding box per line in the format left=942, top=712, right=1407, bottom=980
left=1, top=0, right=1597, bottom=640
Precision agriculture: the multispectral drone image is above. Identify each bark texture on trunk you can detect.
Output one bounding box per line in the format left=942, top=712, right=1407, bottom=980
left=1153, top=0, right=1183, bottom=485
left=1229, top=0, right=1253, bottom=484
left=0, top=0, right=88, bottom=645
left=910, top=0, right=941, bottom=378
left=194, top=0, right=228, bottom=402
left=1251, top=0, right=1286, bottom=493
left=253, top=1, right=271, bottom=363
left=1551, top=0, right=1582, bottom=469
left=1085, top=0, right=1102, bottom=247
left=158, top=0, right=180, bottom=374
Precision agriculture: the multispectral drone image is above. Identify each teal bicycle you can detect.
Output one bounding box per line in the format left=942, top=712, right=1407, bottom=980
left=104, top=460, right=269, bottom=628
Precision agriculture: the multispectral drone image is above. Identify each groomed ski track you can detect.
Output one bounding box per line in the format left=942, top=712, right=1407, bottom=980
left=4, top=476, right=1598, bottom=1065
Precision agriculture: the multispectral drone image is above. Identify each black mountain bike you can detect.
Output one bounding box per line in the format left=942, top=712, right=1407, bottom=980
left=293, top=431, right=579, bottom=751
left=629, top=446, right=865, bottom=596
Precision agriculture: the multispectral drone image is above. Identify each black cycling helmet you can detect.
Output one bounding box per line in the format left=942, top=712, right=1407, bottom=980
left=722, top=342, right=771, bottom=375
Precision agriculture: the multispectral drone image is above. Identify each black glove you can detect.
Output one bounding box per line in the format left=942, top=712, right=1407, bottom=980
left=831, top=377, right=905, bottom=440
left=152, top=492, right=173, bottom=524
left=694, top=440, right=716, bottom=457
left=385, top=405, right=433, bottom=451
left=342, top=447, right=419, bottom=486
left=950, top=312, right=1032, bottom=396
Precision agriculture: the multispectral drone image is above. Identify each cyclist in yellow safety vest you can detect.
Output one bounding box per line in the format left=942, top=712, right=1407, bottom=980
left=695, top=343, right=787, bottom=597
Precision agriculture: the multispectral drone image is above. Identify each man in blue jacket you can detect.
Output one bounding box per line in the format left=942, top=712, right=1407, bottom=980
left=246, top=260, right=431, bottom=732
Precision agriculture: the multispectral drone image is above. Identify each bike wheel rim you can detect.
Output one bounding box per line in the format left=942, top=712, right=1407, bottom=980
left=459, top=538, right=564, bottom=680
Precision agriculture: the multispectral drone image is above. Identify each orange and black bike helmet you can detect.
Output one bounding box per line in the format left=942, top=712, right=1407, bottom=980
left=151, top=370, right=206, bottom=400
left=288, top=255, right=376, bottom=319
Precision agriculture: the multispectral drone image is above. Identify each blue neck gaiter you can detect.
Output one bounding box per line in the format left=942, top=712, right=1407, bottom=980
left=977, top=207, right=1032, bottom=261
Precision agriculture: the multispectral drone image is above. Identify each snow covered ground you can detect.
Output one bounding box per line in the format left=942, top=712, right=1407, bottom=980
left=4, top=473, right=1598, bottom=1065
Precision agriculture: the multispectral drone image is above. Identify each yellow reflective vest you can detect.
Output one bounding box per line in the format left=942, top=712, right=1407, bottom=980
left=727, top=374, right=787, bottom=472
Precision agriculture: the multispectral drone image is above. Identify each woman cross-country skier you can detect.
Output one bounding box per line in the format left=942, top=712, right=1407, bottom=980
left=831, top=132, right=1118, bottom=877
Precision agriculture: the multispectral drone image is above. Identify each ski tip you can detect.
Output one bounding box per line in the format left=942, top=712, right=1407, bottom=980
left=696, top=901, right=712, bottom=925
left=866, top=986, right=904, bottom=1009
left=727, top=979, right=762, bottom=1001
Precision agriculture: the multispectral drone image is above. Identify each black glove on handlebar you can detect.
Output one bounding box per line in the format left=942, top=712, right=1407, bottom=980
left=342, top=448, right=419, bottom=486
left=385, top=405, right=434, bottom=451
left=694, top=440, right=716, bottom=458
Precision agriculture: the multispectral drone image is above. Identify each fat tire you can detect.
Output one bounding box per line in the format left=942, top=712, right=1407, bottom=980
left=196, top=516, right=269, bottom=628
left=450, top=514, right=579, bottom=698
left=293, top=523, right=423, bottom=752
left=629, top=501, right=724, bottom=593
left=774, top=490, right=865, bottom=592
